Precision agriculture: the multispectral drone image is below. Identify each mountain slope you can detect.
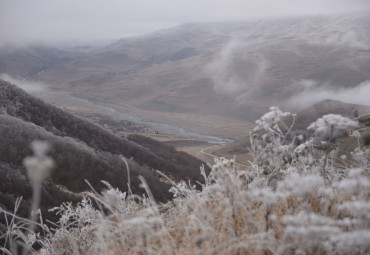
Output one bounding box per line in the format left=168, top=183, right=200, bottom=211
left=28, top=14, right=370, bottom=120
left=293, top=99, right=370, bottom=129
left=0, top=45, right=83, bottom=78
left=1, top=14, right=369, bottom=138
left=0, top=80, right=208, bottom=182
left=1, top=15, right=369, bottom=162
left=212, top=99, right=370, bottom=163
left=0, top=79, right=209, bottom=232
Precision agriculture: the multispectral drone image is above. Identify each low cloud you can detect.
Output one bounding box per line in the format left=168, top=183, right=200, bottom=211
left=321, top=28, right=369, bottom=50
left=286, top=79, right=370, bottom=110
left=1, top=0, right=369, bottom=47
left=0, top=74, right=45, bottom=93
left=205, top=39, right=268, bottom=98
left=205, top=39, right=245, bottom=95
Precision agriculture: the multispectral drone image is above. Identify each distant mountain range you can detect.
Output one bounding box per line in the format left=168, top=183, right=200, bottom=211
left=0, top=80, right=208, bottom=231
left=1, top=14, right=369, bottom=126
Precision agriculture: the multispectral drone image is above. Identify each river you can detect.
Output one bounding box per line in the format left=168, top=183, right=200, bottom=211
left=39, top=92, right=233, bottom=145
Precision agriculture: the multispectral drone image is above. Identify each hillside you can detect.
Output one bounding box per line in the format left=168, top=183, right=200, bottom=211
left=1, top=14, right=369, bottom=138
left=2, top=105, right=369, bottom=254
left=212, top=99, right=370, bottom=163
left=0, top=79, right=209, bottom=230
left=293, top=99, right=370, bottom=129
left=33, top=14, right=370, bottom=105
left=0, top=45, right=83, bottom=78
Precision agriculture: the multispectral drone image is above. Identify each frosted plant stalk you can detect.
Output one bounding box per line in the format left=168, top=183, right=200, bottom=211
left=23, top=141, right=54, bottom=249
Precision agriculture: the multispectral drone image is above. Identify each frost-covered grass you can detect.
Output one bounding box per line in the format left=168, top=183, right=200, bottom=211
left=1, top=107, right=370, bottom=255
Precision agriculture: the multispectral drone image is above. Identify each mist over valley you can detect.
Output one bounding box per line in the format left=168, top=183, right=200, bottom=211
left=1, top=3, right=370, bottom=253
left=2, top=14, right=370, bottom=140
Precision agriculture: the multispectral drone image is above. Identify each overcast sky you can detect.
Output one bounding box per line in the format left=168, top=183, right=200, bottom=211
left=1, top=0, right=369, bottom=47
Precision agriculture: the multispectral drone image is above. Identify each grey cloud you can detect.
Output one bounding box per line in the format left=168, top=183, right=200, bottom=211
left=205, top=38, right=269, bottom=98
left=1, top=0, right=370, bottom=46
left=286, top=79, right=370, bottom=110
left=205, top=39, right=246, bottom=95
left=0, top=74, right=45, bottom=93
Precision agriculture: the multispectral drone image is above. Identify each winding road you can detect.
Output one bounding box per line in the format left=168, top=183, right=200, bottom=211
left=200, top=145, right=250, bottom=168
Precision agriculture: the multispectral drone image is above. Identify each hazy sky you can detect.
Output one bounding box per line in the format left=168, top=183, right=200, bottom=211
left=1, top=0, right=369, bottom=46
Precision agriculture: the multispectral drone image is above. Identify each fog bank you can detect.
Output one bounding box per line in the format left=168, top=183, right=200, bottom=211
left=287, top=79, right=370, bottom=110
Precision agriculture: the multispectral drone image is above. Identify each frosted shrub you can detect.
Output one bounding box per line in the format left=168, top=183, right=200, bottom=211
left=40, top=198, right=102, bottom=254
left=351, top=147, right=370, bottom=170
left=307, top=114, right=358, bottom=141
left=254, top=106, right=291, bottom=132
left=249, top=107, right=296, bottom=182
left=1, top=109, right=369, bottom=254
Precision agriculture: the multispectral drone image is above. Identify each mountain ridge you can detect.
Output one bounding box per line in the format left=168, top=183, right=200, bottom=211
left=0, top=79, right=209, bottom=231
left=0, top=14, right=368, bottom=132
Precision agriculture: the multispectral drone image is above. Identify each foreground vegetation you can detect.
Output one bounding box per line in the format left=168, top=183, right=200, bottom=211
left=1, top=107, right=369, bottom=254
